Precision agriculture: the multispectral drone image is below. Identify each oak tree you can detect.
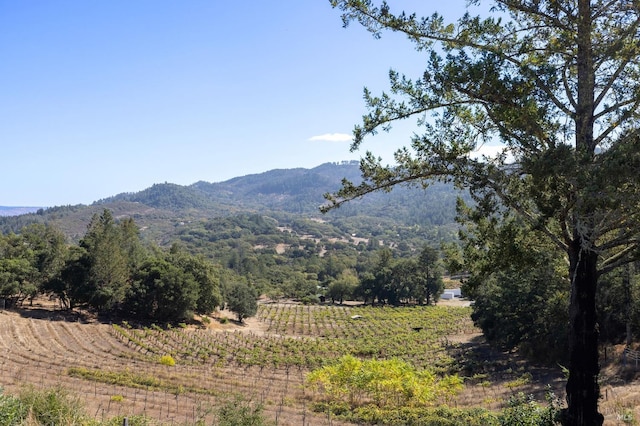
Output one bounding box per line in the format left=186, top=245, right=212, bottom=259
left=125, top=256, right=200, bottom=321
left=226, top=281, right=258, bottom=323
left=325, top=1, right=640, bottom=424
left=0, top=233, right=36, bottom=306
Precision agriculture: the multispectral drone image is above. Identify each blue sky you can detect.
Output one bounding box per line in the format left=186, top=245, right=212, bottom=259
left=1, top=1, right=477, bottom=207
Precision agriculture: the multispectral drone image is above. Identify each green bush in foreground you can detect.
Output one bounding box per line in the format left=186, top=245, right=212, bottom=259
left=216, top=396, right=273, bottom=426
left=0, top=385, right=273, bottom=426
left=306, top=355, right=463, bottom=408
left=0, top=386, right=151, bottom=426
left=499, top=391, right=561, bottom=426
left=0, top=389, right=26, bottom=426
left=312, top=403, right=499, bottom=426
left=313, top=398, right=561, bottom=426
left=307, top=356, right=561, bottom=425
left=17, top=385, right=86, bottom=426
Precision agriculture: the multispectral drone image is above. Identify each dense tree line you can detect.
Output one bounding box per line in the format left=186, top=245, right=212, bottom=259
left=174, top=213, right=447, bottom=305
left=6, top=207, right=639, bottom=361
left=0, top=223, right=67, bottom=306
left=1, top=208, right=449, bottom=321
left=457, top=207, right=640, bottom=365
left=0, top=210, right=242, bottom=322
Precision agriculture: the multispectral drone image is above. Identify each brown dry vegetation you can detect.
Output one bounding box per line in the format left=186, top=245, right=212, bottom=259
left=0, top=298, right=638, bottom=425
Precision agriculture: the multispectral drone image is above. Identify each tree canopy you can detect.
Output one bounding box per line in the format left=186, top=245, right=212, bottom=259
left=325, top=1, right=640, bottom=424
left=225, top=281, right=259, bottom=323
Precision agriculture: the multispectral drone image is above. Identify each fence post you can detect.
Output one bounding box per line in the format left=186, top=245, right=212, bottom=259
left=122, top=417, right=128, bottom=426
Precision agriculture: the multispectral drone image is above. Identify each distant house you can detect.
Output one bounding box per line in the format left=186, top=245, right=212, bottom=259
left=440, top=288, right=462, bottom=300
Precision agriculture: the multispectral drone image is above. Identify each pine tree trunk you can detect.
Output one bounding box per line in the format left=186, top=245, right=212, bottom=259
left=562, top=2, right=603, bottom=423
left=561, top=238, right=603, bottom=426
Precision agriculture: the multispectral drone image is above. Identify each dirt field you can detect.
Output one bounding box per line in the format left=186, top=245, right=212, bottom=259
left=0, top=299, right=638, bottom=425
left=0, top=302, right=345, bottom=425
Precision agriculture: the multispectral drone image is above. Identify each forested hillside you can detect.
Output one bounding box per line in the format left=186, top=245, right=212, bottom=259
left=0, top=161, right=463, bottom=246
left=4, top=160, right=639, bottom=365
left=0, top=161, right=462, bottom=321
left=3, top=162, right=640, bottom=425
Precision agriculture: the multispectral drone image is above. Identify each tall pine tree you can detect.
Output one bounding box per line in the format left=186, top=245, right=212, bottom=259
left=79, top=209, right=131, bottom=311
left=325, top=1, right=640, bottom=424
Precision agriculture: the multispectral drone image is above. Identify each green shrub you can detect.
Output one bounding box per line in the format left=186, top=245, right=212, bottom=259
left=0, top=388, right=27, bottom=426
left=319, top=404, right=499, bottom=426
left=1, top=386, right=155, bottom=426
left=498, top=391, right=560, bottom=426
left=306, top=355, right=463, bottom=409
left=216, top=396, right=272, bottom=426
left=18, top=385, right=87, bottom=425
left=300, top=295, right=320, bottom=305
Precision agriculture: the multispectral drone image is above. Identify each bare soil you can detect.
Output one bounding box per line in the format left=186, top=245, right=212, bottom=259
left=1, top=299, right=638, bottom=425
left=0, top=300, right=349, bottom=426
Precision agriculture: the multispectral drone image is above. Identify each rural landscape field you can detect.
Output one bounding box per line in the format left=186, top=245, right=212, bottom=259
left=4, top=0, right=640, bottom=424
left=0, top=295, right=638, bottom=425
left=2, top=163, right=640, bottom=425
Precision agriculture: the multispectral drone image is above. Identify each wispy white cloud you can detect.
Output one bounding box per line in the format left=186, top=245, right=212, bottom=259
left=308, top=133, right=353, bottom=142
left=469, top=143, right=515, bottom=163
left=469, top=144, right=504, bottom=159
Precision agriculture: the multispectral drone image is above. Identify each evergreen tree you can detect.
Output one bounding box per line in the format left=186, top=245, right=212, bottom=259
left=461, top=212, right=570, bottom=362
left=21, top=223, right=67, bottom=299
left=79, top=210, right=131, bottom=311
left=119, top=217, right=147, bottom=271
left=415, top=245, right=444, bottom=305
left=325, top=1, right=640, bottom=423
left=168, top=246, right=222, bottom=315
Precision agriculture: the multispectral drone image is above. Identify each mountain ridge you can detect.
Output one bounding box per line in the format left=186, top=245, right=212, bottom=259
left=0, top=161, right=464, bottom=245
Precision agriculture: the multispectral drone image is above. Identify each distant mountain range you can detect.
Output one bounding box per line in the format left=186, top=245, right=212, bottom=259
left=0, top=207, right=42, bottom=217
left=0, top=161, right=465, bottom=244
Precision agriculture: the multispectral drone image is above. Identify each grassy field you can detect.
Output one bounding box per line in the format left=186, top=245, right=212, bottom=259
left=0, top=299, right=637, bottom=425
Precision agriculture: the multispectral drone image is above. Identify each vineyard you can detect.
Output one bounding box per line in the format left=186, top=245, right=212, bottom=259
left=2, top=299, right=634, bottom=425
